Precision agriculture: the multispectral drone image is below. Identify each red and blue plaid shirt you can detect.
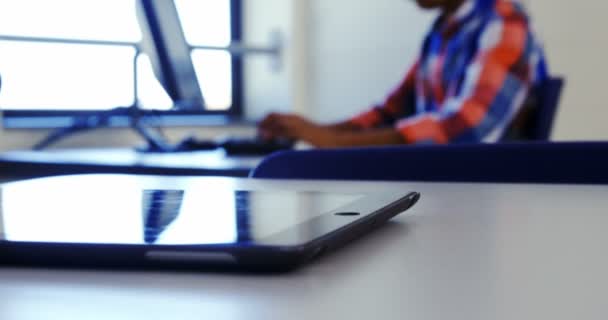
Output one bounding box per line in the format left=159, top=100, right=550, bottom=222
left=349, top=0, right=548, bottom=144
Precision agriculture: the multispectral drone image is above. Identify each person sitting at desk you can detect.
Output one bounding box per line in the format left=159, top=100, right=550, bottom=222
left=259, top=0, right=548, bottom=147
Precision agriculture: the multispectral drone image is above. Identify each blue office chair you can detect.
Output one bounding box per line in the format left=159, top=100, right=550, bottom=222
left=250, top=142, right=608, bottom=184
left=501, top=77, right=564, bottom=141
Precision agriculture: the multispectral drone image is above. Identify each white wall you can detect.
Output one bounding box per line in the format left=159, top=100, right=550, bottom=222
left=242, top=0, right=293, bottom=120
left=303, top=0, right=608, bottom=140
left=526, top=0, right=608, bottom=140
left=242, top=0, right=311, bottom=117
left=306, top=0, right=434, bottom=123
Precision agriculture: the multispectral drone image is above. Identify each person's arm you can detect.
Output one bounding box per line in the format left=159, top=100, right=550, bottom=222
left=258, top=62, right=418, bottom=146
left=322, top=121, right=362, bottom=132
left=257, top=113, right=404, bottom=147
left=395, top=11, right=534, bottom=144
left=301, top=126, right=405, bottom=148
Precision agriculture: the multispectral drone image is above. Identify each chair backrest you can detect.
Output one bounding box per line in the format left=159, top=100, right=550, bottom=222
left=532, top=77, right=564, bottom=140
left=251, top=142, right=608, bottom=184
left=502, top=77, right=564, bottom=141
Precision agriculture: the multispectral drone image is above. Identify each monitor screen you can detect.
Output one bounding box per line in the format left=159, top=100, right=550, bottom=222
left=136, top=0, right=206, bottom=111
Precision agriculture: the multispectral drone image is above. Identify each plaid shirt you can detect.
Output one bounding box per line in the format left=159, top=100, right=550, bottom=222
left=349, top=0, right=548, bottom=144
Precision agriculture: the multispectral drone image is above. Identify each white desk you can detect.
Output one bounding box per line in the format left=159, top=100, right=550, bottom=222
left=0, top=149, right=262, bottom=180
left=1, top=175, right=607, bottom=320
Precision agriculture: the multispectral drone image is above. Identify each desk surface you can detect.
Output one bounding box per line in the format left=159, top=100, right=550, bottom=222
left=0, top=149, right=262, bottom=178
left=1, top=175, right=607, bottom=320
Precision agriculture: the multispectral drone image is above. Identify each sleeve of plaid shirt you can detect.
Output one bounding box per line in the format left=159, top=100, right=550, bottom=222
left=349, top=6, right=534, bottom=144
left=348, top=61, right=419, bottom=129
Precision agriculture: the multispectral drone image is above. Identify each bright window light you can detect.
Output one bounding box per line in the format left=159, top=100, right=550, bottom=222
left=0, top=41, right=135, bottom=110
left=0, top=0, right=141, bottom=42
left=174, top=0, right=232, bottom=47
left=0, top=0, right=236, bottom=113
left=136, top=55, right=174, bottom=110
left=192, top=50, right=233, bottom=110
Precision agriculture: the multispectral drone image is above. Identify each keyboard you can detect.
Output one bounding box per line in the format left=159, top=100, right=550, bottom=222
left=170, top=136, right=294, bottom=156
left=219, top=137, right=294, bottom=156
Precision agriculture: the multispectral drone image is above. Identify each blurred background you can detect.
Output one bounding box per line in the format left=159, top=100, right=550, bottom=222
left=0, top=0, right=605, bottom=150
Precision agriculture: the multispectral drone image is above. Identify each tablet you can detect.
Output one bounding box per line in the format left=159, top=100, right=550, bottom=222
left=0, top=175, right=419, bottom=272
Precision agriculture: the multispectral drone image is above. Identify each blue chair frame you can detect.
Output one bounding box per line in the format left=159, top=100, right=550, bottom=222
left=532, top=77, right=564, bottom=140
left=502, top=77, right=564, bottom=141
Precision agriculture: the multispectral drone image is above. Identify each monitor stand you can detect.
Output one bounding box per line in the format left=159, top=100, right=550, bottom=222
left=32, top=105, right=189, bottom=153
left=32, top=105, right=293, bottom=155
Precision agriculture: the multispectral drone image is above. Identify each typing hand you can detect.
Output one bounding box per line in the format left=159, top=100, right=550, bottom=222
left=258, top=113, right=316, bottom=141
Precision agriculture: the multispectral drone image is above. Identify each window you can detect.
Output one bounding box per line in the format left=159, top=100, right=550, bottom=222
left=0, top=0, right=242, bottom=127
left=175, top=0, right=235, bottom=111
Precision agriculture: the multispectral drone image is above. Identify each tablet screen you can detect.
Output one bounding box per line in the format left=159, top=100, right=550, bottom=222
left=0, top=180, right=363, bottom=246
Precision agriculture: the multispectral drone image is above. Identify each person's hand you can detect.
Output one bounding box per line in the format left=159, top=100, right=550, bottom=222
left=258, top=113, right=330, bottom=145
left=258, top=112, right=405, bottom=148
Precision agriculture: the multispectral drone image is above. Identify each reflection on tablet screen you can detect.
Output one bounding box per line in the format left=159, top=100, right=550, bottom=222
left=0, top=184, right=363, bottom=246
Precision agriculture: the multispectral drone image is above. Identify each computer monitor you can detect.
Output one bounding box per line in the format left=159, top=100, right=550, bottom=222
left=135, top=0, right=206, bottom=111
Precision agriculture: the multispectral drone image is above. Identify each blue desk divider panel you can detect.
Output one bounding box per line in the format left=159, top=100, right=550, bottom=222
left=251, top=142, right=608, bottom=184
